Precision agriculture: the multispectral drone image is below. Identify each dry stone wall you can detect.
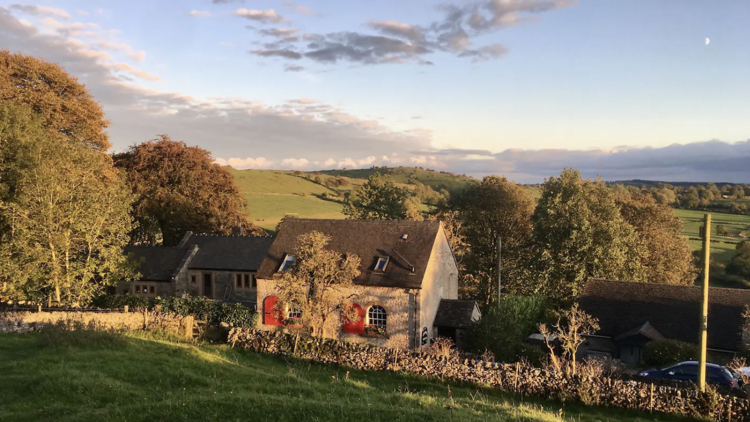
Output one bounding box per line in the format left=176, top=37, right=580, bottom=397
left=0, top=308, right=189, bottom=335
left=229, top=328, right=750, bottom=422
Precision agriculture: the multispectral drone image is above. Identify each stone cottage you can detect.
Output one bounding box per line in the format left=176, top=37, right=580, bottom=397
left=120, top=232, right=274, bottom=304
left=255, top=219, right=477, bottom=350
left=578, top=279, right=750, bottom=365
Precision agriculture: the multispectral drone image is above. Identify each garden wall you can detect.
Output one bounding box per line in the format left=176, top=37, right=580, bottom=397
left=0, top=307, right=189, bottom=335
left=228, top=328, right=750, bottom=422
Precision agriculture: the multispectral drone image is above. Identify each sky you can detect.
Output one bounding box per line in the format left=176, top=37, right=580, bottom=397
left=1, top=0, right=749, bottom=183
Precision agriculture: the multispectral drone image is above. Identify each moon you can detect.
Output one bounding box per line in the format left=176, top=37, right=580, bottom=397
left=705, top=37, right=710, bottom=45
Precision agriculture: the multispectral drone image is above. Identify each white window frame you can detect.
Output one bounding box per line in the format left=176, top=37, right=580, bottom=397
left=367, top=305, right=387, bottom=329
left=279, top=255, right=295, bottom=272
left=374, top=256, right=389, bottom=272
left=287, top=305, right=302, bottom=320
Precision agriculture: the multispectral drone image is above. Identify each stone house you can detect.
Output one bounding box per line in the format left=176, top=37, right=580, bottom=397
left=578, top=279, right=750, bottom=365
left=121, top=232, right=274, bottom=304
left=255, top=219, right=478, bottom=350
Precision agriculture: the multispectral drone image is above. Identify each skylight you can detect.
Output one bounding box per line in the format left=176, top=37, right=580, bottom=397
left=279, top=255, right=295, bottom=272
left=374, top=256, right=389, bottom=272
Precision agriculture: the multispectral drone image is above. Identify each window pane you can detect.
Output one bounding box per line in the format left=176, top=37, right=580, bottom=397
left=236, top=274, right=242, bottom=288
left=135, top=285, right=141, bottom=294
left=368, top=306, right=387, bottom=329
left=252, top=274, right=257, bottom=288
left=244, top=274, right=250, bottom=288
left=150, top=286, right=155, bottom=294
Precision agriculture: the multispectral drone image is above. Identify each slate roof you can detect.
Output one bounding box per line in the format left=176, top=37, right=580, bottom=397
left=185, top=234, right=275, bottom=272
left=256, top=219, right=443, bottom=289
left=614, top=321, right=665, bottom=342
left=579, top=279, right=750, bottom=352
left=434, top=299, right=479, bottom=329
left=125, top=246, right=188, bottom=282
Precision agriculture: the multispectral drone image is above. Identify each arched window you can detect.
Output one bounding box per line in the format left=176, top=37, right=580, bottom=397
left=367, top=305, right=387, bottom=334
left=342, top=303, right=365, bottom=334
left=287, top=305, right=302, bottom=320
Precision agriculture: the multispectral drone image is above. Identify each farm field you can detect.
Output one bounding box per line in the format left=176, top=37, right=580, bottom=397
left=674, top=208, right=750, bottom=265
left=0, top=331, right=697, bottom=422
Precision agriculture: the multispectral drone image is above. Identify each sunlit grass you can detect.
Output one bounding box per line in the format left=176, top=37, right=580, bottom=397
left=0, top=331, right=699, bottom=422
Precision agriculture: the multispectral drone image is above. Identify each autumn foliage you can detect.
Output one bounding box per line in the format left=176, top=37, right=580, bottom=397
left=114, top=135, right=265, bottom=246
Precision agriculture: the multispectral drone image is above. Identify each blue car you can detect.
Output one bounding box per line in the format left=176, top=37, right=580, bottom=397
left=638, top=361, right=740, bottom=389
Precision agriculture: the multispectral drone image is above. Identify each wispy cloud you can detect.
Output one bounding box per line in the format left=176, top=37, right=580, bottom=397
left=189, top=10, right=211, bottom=18
left=282, top=2, right=312, bottom=16
left=10, top=4, right=71, bottom=20
left=233, top=8, right=287, bottom=24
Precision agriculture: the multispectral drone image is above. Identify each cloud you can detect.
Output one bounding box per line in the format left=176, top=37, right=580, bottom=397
left=10, top=4, right=71, bottom=20
left=189, top=10, right=211, bottom=17
left=109, top=62, right=161, bottom=81
left=96, top=40, right=146, bottom=62
left=258, top=27, right=298, bottom=41
left=250, top=49, right=302, bottom=59
left=457, top=43, right=508, bottom=61
left=214, top=157, right=274, bottom=169
left=212, top=0, right=243, bottom=3
left=233, top=8, right=287, bottom=24
left=368, top=20, right=426, bottom=43
left=304, top=32, right=431, bottom=65
left=282, top=2, right=312, bottom=15
left=284, top=64, right=305, bottom=72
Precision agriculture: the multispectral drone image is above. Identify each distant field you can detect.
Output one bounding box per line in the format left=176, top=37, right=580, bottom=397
left=674, top=208, right=749, bottom=265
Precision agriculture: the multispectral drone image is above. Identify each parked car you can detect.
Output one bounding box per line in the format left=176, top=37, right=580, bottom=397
left=638, top=361, right=741, bottom=389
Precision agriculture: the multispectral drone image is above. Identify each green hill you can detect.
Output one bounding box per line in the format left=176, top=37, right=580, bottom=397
left=0, top=331, right=691, bottom=422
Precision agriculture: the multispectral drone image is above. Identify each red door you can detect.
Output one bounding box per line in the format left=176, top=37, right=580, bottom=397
left=342, top=303, right=365, bottom=334
left=263, top=296, right=283, bottom=326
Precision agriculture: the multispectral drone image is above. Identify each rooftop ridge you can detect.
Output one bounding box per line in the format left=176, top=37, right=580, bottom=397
left=587, top=278, right=750, bottom=294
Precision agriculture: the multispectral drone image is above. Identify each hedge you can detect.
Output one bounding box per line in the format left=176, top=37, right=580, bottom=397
left=643, top=339, right=699, bottom=368
left=90, top=294, right=257, bottom=328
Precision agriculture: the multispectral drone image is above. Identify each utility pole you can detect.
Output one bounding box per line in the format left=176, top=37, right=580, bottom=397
left=698, top=213, right=711, bottom=392
left=496, top=236, right=502, bottom=308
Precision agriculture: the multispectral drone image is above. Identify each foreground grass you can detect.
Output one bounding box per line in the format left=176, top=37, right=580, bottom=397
left=0, top=332, right=700, bottom=422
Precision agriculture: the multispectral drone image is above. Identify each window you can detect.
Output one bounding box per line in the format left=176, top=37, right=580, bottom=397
left=190, top=275, right=197, bottom=284
left=374, top=256, right=389, bottom=272
left=279, top=255, right=295, bottom=272
left=287, top=305, right=302, bottom=320
left=367, top=305, right=387, bottom=332
left=134, top=284, right=156, bottom=297
left=235, top=273, right=256, bottom=289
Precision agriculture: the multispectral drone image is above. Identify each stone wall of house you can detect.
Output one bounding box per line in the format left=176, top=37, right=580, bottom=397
left=743, top=315, right=750, bottom=350
left=256, top=278, right=413, bottom=349
left=419, top=226, right=459, bottom=346
left=229, top=328, right=750, bottom=422
left=115, top=280, right=174, bottom=298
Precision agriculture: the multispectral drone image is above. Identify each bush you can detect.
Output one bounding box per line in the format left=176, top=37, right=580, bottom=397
left=643, top=339, right=699, bottom=367
left=90, top=294, right=257, bottom=328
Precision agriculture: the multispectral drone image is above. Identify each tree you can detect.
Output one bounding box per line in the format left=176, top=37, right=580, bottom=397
left=0, top=51, right=110, bottom=151
left=449, top=176, right=536, bottom=307
left=531, top=169, right=645, bottom=302
left=615, top=191, right=697, bottom=285
left=273, top=231, right=361, bottom=337
left=726, top=241, right=750, bottom=279
left=113, top=135, right=264, bottom=246
left=538, top=304, right=600, bottom=376
left=343, top=173, right=415, bottom=220
left=0, top=105, right=135, bottom=305
left=680, top=187, right=701, bottom=209
left=732, top=185, right=745, bottom=199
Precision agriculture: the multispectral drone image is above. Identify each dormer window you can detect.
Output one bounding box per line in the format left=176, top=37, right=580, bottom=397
left=374, top=256, right=389, bottom=272
left=279, top=255, right=295, bottom=272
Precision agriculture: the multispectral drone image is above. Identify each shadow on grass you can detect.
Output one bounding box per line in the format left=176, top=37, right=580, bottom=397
left=0, top=332, right=701, bottom=422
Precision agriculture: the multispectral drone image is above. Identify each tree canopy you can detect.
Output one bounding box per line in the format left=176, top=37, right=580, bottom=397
left=343, top=173, right=420, bottom=220
left=449, top=176, right=536, bottom=307
left=0, top=105, right=135, bottom=305
left=273, top=231, right=361, bottom=337
left=113, top=135, right=264, bottom=246
left=0, top=51, right=110, bottom=151
left=531, top=169, right=645, bottom=302
left=727, top=241, right=750, bottom=279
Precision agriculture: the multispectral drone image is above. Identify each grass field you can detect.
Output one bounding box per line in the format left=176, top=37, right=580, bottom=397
left=0, top=331, right=698, bottom=422
left=674, top=208, right=749, bottom=265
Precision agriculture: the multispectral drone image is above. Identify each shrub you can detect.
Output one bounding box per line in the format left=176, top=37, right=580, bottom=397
left=643, top=339, right=699, bottom=367
left=89, top=294, right=257, bottom=328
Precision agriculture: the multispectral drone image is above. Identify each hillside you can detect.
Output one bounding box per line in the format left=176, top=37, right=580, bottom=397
left=0, top=331, right=694, bottom=422
left=610, top=180, right=741, bottom=189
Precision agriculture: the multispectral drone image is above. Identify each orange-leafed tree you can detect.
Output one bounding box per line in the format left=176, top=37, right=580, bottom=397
left=113, top=135, right=265, bottom=246
left=0, top=50, right=110, bottom=152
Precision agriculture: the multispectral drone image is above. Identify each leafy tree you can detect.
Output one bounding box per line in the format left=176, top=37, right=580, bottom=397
left=343, top=173, right=415, bottom=220
left=450, top=176, right=536, bottom=306
left=615, top=191, right=696, bottom=285
left=726, top=241, right=750, bottom=279
left=538, top=304, right=600, bottom=376
left=531, top=169, right=645, bottom=302
left=0, top=105, right=135, bottom=305
left=732, top=185, right=745, bottom=199
left=716, top=224, right=731, bottom=237
left=113, top=135, right=264, bottom=246
left=0, top=51, right=110, bottom=151
left=273, top=231, right=361, bottom=337
left=680, top=187, right=700, bottom=209
left=465, top=295, right=547, bottom=363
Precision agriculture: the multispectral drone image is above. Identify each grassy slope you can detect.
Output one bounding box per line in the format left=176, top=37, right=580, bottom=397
left=0, top=332, right=697, bottom=422
left=675, top=208, right=749, bottom=265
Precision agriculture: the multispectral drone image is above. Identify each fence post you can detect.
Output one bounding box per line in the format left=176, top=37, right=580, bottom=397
left=293, top=333, right=300, bottom=356
left=183, top=316, right=194, bottom=339
left=143, top=309, right=149, bottom=329
left=649, top=383, right=654, bottom=413
left=123, top=305, right=129, bottom=313
left=37, top=305, right=42, bottom=313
